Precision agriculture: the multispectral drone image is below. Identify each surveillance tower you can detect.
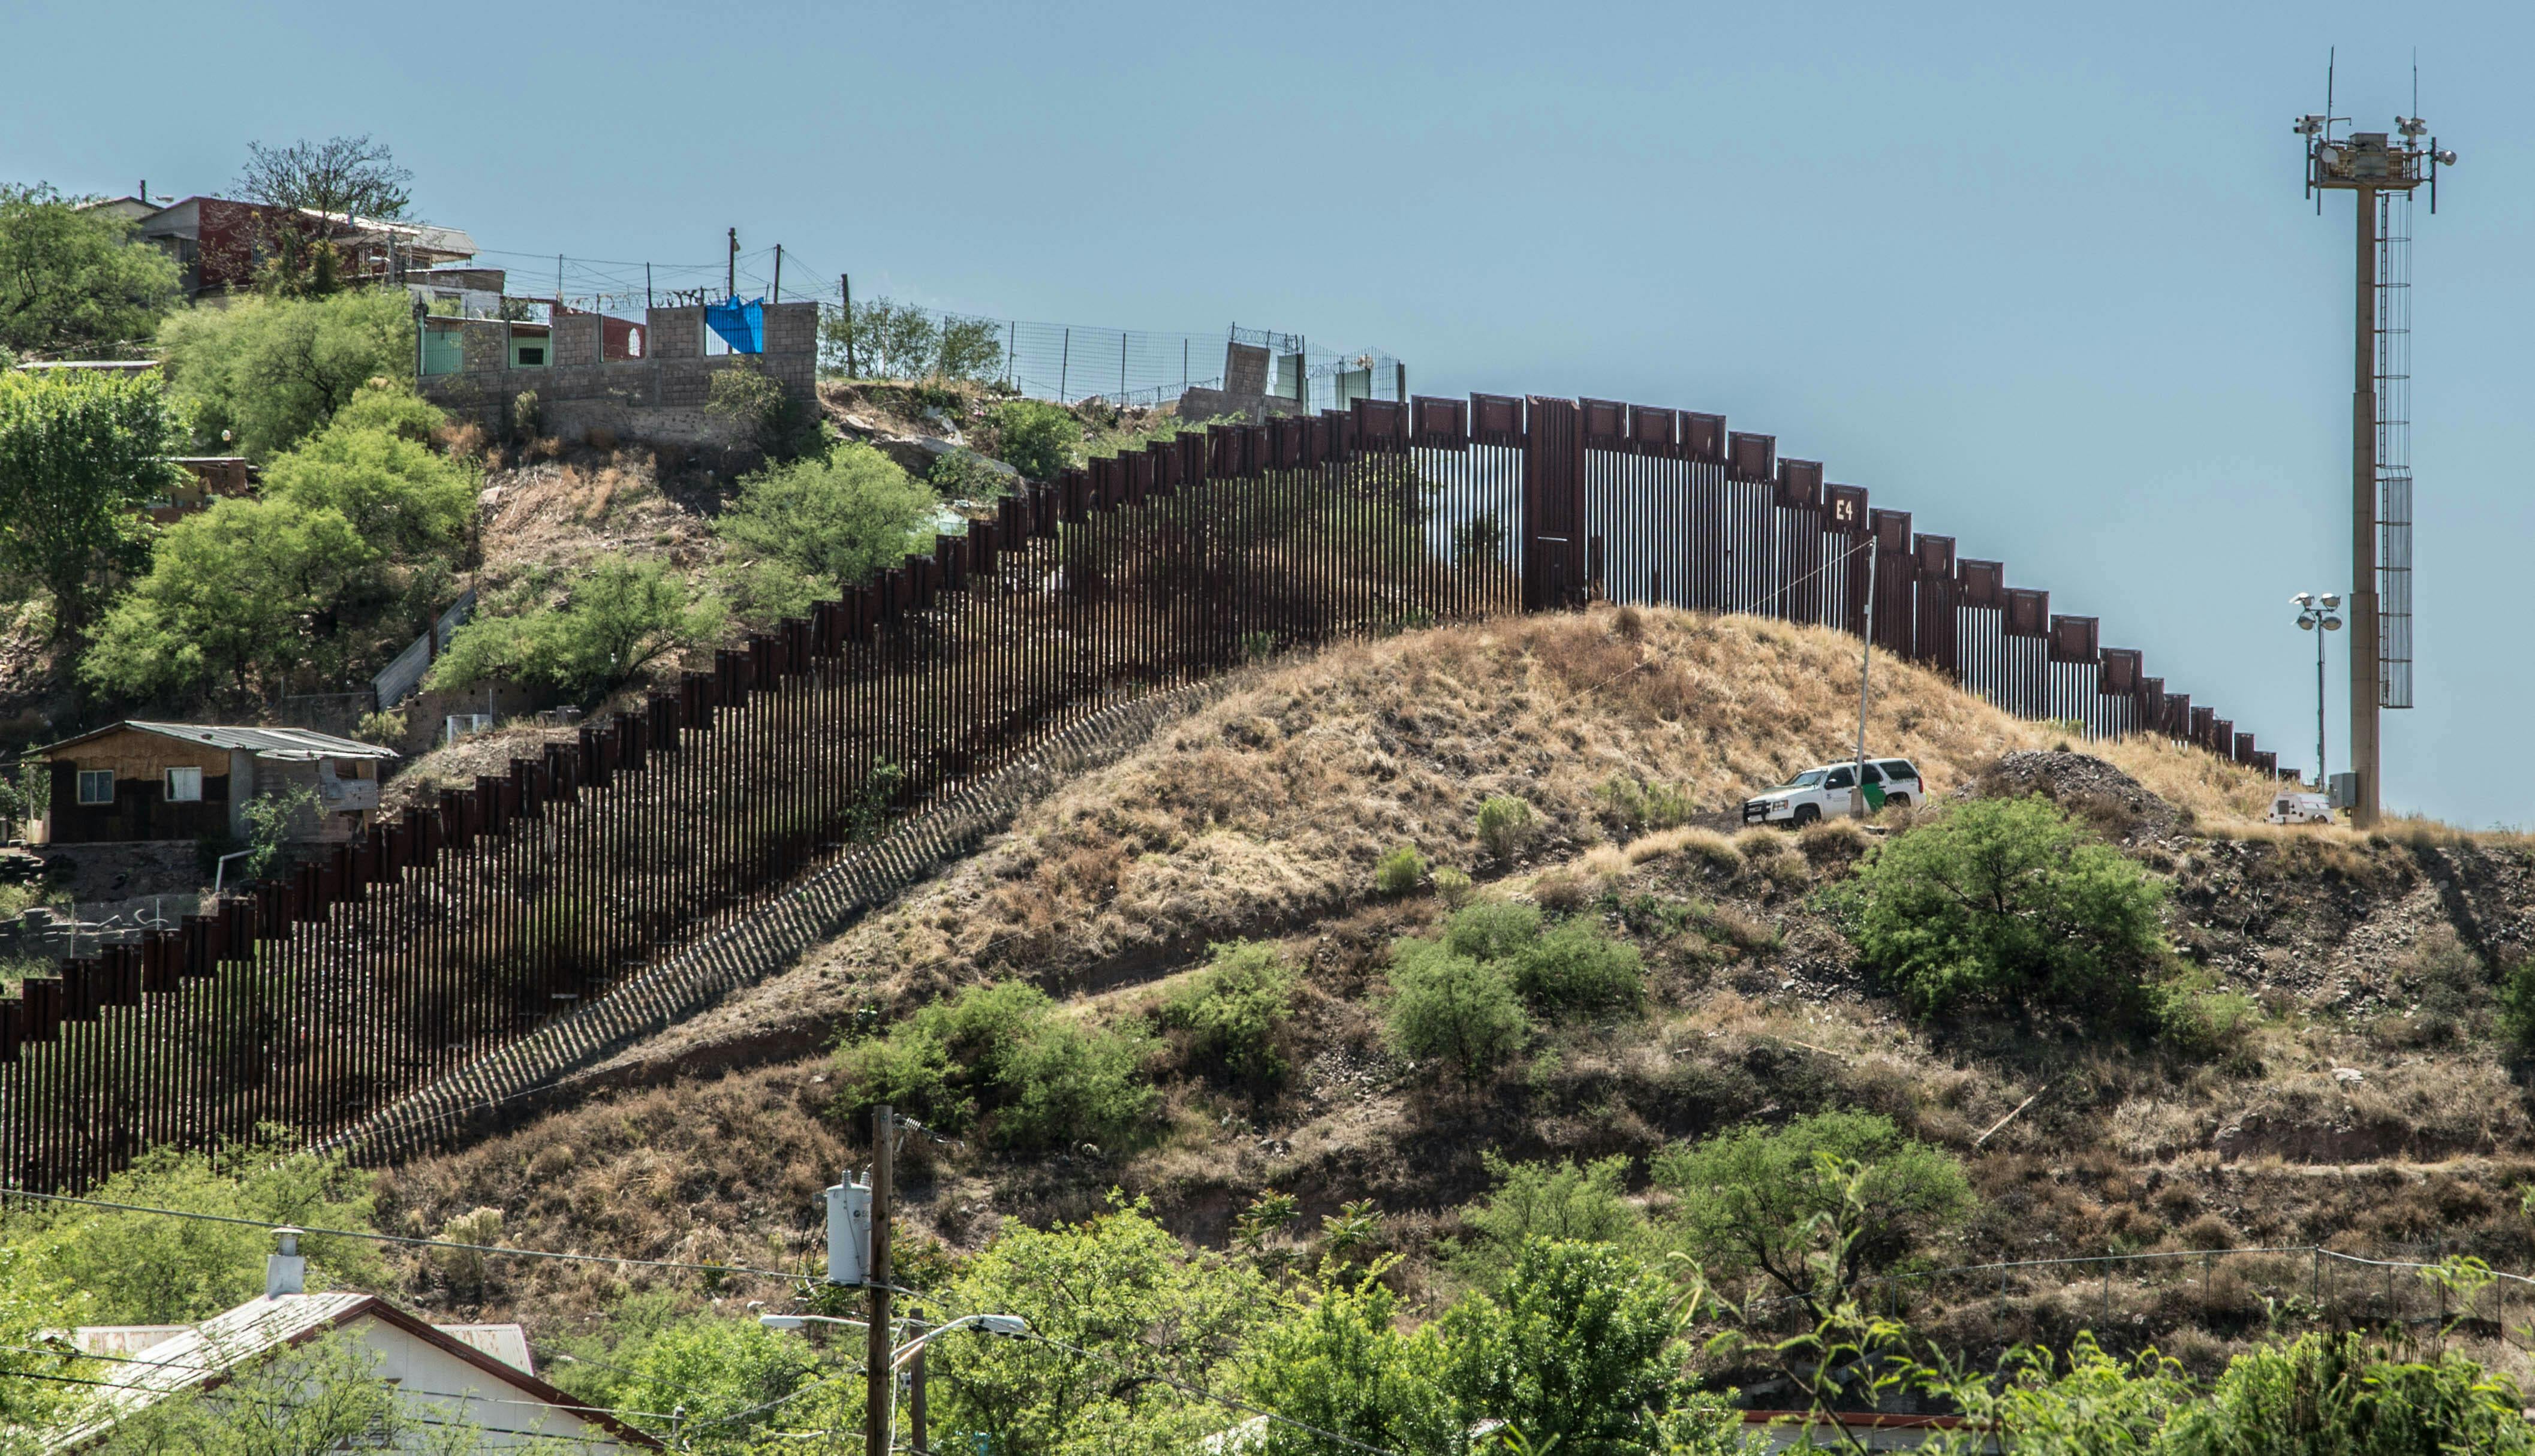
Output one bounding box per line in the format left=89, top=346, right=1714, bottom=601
left=2292, top=67, right=2451, bottom=828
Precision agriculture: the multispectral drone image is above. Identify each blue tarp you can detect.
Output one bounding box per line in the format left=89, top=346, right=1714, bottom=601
left=704, top=296, right=765, bottom=354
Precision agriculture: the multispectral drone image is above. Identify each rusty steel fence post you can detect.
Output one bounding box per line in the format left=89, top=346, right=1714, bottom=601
left=0, top=392, right=2275, bottom=1193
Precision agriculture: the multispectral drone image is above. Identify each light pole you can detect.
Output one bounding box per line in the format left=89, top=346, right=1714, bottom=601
left=760, top=1312, right=1028, bottom=1453
left=2293, top=592, right=2343, bottom=791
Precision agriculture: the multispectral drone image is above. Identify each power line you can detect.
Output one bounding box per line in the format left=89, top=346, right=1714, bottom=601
left=1016, top=1330, right=1406, bottom=1456
left=0, top=1188, right=800, bottom=1282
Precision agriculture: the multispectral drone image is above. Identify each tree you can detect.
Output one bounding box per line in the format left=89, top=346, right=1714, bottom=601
left=157, top=290, right=416, bottom=457
left=931, top=1197, right=1274, bottom=1456
left=424, top=556, right=724, bottom=704
left=938, top=315, right=1005, bottom=381
left=0, top=1245, right=89, bottom=1447
left=550, top=1311, right=820, bottom=1455
left=714, top=442, right=939, bottom=589
left=1651, top=1110, right=1971, bottom=1319
left=259, top=385, right=473, bottom=560
left=1242, top=1272, right=1460, bottom=1456
left=817, top=296, right=1001, bottom=381
left=2164, top=1331, right=2535, bottom=1455
left=0, top=183, right=181, bottom=359
left=233, top=137, right=418, bottom=296
left=238, top=135, right=416, bottom=220
left=4, top=1131, right=378, bottom=1325
left=1438, top=1238, right=1688, bottom=1456
left=1384, top=939, right=1528, bottom=1090
left=82, top=496, right=375, bottom=703
left=0, top=369, right=181, bottom=637
left=1842, top=794, right=2169, bottom=1015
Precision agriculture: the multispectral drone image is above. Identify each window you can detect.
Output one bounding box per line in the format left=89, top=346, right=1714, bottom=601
left=76, top=770, right=113, bottom=805
left=1878, top=759, right=1917, bottom=781
left=165, top=766, right=203, bottom=803
left=1860, top=762, right=1885, bottom=785
left=516, top=345, right=546, bottom=366
left=1823, top=766, right=1855, bottom=789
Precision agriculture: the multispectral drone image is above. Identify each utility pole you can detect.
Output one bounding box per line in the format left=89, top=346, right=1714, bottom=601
left=865, top=1104, right=895, bottom=1456
left=908, top=1345, right=929, bottom=1454
left=727, top=227, right=738, bottom=301
left=772, top=244, right=782, bottom=303
left=841, top=275, right=856, bottom=379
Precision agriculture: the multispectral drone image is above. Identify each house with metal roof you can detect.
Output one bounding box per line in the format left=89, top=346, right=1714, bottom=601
left=46, top=1231, right=658, bottom=1451
left=31, top=722, right=396, bottom=847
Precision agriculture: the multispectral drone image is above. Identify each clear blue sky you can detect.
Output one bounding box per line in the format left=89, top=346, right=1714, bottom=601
left=7, top=0, right=2525, bottom=825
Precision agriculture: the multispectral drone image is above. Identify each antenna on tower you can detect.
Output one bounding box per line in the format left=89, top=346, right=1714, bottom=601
left=2289, top=62, right=2452, bottom=827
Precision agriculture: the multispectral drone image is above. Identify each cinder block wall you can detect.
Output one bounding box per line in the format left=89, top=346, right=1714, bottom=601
left=418, top=300, right=823, bottom=448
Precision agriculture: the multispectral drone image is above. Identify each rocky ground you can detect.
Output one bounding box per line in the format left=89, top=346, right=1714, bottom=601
left=362, top=609, right=2535, bottom=1380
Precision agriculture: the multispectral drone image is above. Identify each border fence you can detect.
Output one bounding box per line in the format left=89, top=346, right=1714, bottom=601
left=1, top=394, right=2279, bottom=1193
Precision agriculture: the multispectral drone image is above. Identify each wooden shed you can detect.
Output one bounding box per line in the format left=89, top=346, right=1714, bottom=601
left=35, top=722, right=397, bottom=846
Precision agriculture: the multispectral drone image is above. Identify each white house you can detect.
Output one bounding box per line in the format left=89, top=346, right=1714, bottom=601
left=47, top=1232, right=658, bottom=1451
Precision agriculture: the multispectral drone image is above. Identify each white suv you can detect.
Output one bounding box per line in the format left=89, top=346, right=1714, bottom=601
left=1742, top=758, right=1924, bottom=826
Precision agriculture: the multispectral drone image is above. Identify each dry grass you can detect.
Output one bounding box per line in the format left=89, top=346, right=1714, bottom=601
left=609, top=606, right=2298, bottom=1069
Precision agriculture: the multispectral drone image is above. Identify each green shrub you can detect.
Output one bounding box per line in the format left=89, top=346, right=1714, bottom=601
left=1158, top=940, right=1298, bottom=1084
left=1842, top=794, right=2167, bottom=1017
left=1432, top=865, right=1474, bottom=908
left=425, top=556, right=725, bottom=703
left=1384, top=939, right=1528, bottom=1089
left=715, top=555, right=829, bottom=628
left=1652, top=1110, right=1972, bottom=1307
left=2498, top=959, right=2535, bottom=1054
left=715, top=442, right=940, bottom=589
left=2154, top=969, right=2264, bottom=1065
left=1413, top=900, right=1642, bottom=1023
left=1508, top=917, right=1644, bottom=1020
left=706, top=362, right=820, bottom=459
left=1598, top=774, right=1694, bottom=833
left=1440, top=900, right=1540, bottom=961
left=1475, top=794, right=1536, bottom=861
left=986, top=399, right=1080, bottom=480
left=928, top=447, right=1016, bottom=503
left=511, top=387, right=542, bottom=441
left=1374, top=843, right=1428, bottom=897
left=1449, top=1151, right=1644, bottom=1285
left=2397, top=924, right=2486, bottom=1046
left=834, top=981, right=1158, bottom=1153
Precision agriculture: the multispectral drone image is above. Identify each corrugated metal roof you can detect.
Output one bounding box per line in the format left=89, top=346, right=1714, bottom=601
left=436, top=1323, right=535, bottom=1374
left=48, top=1292, right=374, bottom=1445
left=33, top=721, right=398, bottom=761
left=45, top=1295, right=658, bottom=1452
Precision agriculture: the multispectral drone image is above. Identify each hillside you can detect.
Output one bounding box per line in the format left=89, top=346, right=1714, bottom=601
left=369, top=606, right=2535, bottom=1385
